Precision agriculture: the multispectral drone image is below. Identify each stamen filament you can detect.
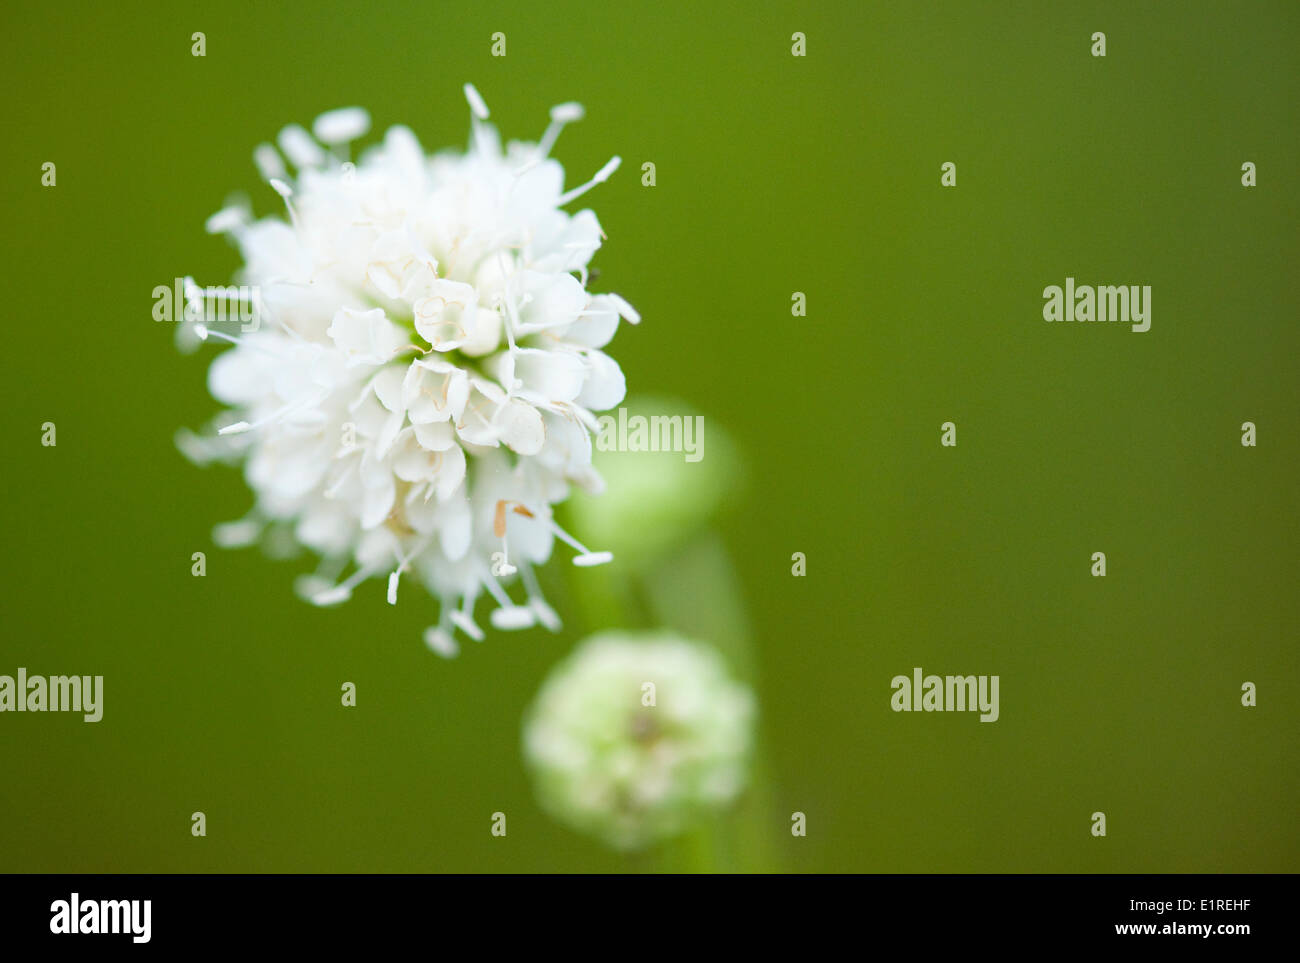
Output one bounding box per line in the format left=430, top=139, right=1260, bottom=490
left=557, top=156, right=621, bottom=206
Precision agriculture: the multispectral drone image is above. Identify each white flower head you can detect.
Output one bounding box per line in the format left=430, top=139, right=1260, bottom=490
left=522, top=631, right=756, bottom=851
left=180, top=85, right=640, bottom=654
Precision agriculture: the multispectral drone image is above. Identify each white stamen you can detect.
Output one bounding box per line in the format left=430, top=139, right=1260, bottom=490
left=424, top=626, right=459, bottom=658
left=294, top=574, right=335, bottom=602
left=323, top=457, right=358, bottom=498
left=213, top=517, right=262, bottom=548
left=482, top=569, right=537, bottom=628
left=499, top=254, right=522, bottom=353
left=184, top=278, right=208, bottom=324
left=295, top=557, right=347, bottom=604
left=491, top=605, right=536, bottom=630
left=557, top=156, right=621, bottom=206
left=267, top=179, right=302, bottom=232
left=205, top=206, right=247, bottom=235
left=195, top=325, right=290, bottom=363
left=529, top=597, right=561, bottom=631
left=536, top=102, right=584, bottom=159
left=218, top=391, right=326, bottom=435
left=471, top=120, right=494, bottom=160
left=498, top=533, right=518, bottom=576
left=386, top=537, right=430, bottom=605
left=463, top=83, right=490, bottom=120
left=512, top=157, right=542, bottom=178
left=175, top=427, right=232, bottom=465
left=244, top=280, right=303, bottom=340
left=520, top=565, right=561, bottom=632
left=197, top=323, right=242, bottom=344
left=253, top=143, right=285, bottom=182
left=277, top=124, right=325, bottom=168
left=198, top=286, right=260, bottom=309
left=450, top=609, right=485, bottom=642
left=312, top=565, right=374, bottom=606
left=609, top=293, right=641, bottom=324
left=550, top=102, right=585, bottom=124
left=541, top=518, right=615, bottom=567
left=312, top=586, right=350, bottom=606
left=482, top=572, right=515, bottom=609
left=569, top=404, right=602, bottom=432
left=313, top=107, right=371, bottom=145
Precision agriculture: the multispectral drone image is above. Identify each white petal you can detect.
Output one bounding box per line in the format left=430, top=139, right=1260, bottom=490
left=372, top=365, right=407, bottom=413
left=516, top=271, right=585, bottom=333
left=495, top=400, right=545, bottom=455
left=403, top=359, right=467, bottom=424
left=327, top=307, right=406, bottom=366
left=576, top=350, right=626, bottom=410
left=376, top=407, right=404, bottom=457
left=446, top=370, right=470, bottom=421
left=457, top=305, right=502, bottom=357
left=510, top=348, right=585, bottom=404
left=561, top=295, right=620, bottom=348
left=414, top=280, right=478, bottom=351
left=391, top=430, right=432, bottom=482
left=455, top=379, right=504, bottom=447
left=360, top=474, right=396, bottom=528
left=435, top=444, right=467, bottom=501
left=208, top=347, right=267, bottom=405
left=366, top=229, right=437, bottom=301
left=531, top=209, right=603, bottom=272
left=413, top=420, right=456, bottom=451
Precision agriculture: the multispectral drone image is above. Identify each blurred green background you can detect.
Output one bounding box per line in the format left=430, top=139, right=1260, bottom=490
left=2, top=0, right=1296, bottom=872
